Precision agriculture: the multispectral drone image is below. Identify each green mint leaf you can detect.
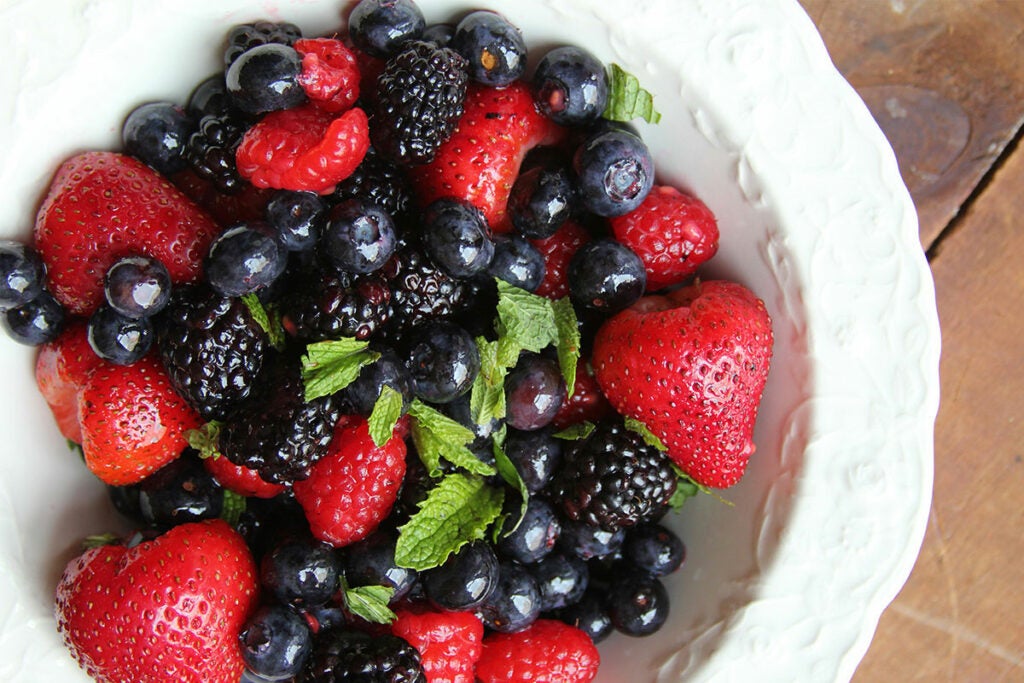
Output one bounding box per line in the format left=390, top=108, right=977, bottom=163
left=553, top=421, right=596, bottom=441
left=186, top=420, right=223, bottom=459
left=340, top=575, right=397, bottom=624
left=241, top=294, right=286, bottom=350
left=469, top=338, right=509, bottom=427
left=495, top=279, right=560, bottom=353
left=491, top=425, right=529, bottom=534
left=408, top=399, right=493, bottom=477
left=368, top=385, right=404, bottom=448
left=221, top=490, right=247, bottom=527
left=301, top=338, right=380, bottom=401
left=551, top=297, right=581, bottom=397
left=394, top=472, right=504, bottom=571
left=624, top=416, right=668, bottom=452
left=603, top=63, right=662, bottom=124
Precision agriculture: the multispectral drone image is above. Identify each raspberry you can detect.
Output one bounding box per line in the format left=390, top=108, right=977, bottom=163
left=475, top=619, right=599, bottom=683
left=609, top=184, right=719, bottom=290
left=390, top=608, right=483, bottom=683
left=292, top=416, right=407, bottom=546
left=530, top=219, right=591, bottom=300
left=295, top=38, right=361, bottom=113
left=553, top=421, right=677, bottom=531
left=236, top=104, right=370, bottom=194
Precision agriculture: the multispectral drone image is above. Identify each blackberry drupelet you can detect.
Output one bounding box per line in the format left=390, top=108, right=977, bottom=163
left=302, top=629, right=426, bottom=683
left=332, top=148, right=414, bottom=223
left=223, top=20, right=303, bottom=68
left=219, top=359, right=340, bottom=484
left=554, top=421, right=678, bottom=531
left=372, top=40, right=469, bottom=165
left=156, top=285, right=267, bottom=421
left=186, top=113, right=247, bottom=194
left=281, top=269, right=391, bottom=341
left=380, top=241, right=470, bottom=337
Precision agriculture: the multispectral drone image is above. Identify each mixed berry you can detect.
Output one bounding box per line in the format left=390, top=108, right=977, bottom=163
left=2, top=2, right=776, bottom=682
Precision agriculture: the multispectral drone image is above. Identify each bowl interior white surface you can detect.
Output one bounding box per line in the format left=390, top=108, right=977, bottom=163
left=0, top=0, right=939, bottom=681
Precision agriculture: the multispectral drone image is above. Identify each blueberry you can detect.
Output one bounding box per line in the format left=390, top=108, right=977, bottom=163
left=343, top=527, right=418, bottom=602
left=558, top=519, right=625, bottom=560
left=404, top=321, right=480, bottom=404
left=573, top=128, right=654, bottom=216
left=476, top=561, right=541, bottom=633
left=104, top=255, right=172, bottom=319
left=205, top=223, right=288, bottom=297
left=530, top=551, right=589, bottom=611
left=338, top=348, right=414, bottom=416
left=421, top=23, right=455, bottom=47
left=86, top=304, right=153, bottom=365
left=137, top=454, right=223, bottom=528
left=107, top=484, right=143, bottom=524
left=239, top=603, right=313, bottom=681
left=497, top=497, right=560, bottom=564
left=450, top=10, right=526, bottom=87
left=533, top=46, right=609, bottom=126
left=187, top=74, right=234, bottom=118
left=0, top=241, right=45, bottom=310
left=557, top=590, right=613, bottom=643
left=0, top=290, right=64, bottom=345
left=608, top=571, right=670, bottom=636
left=422, top=540, right=499, bottom=611
left=623, top=523, right=686, bottom=577
left=261, top=537, right=343, bottom=607
left=568, top=239, right=646, bottom=313
left=265, top=191, right=327, bottom=252
left=508, top=164, right=577, bottom=240
left=504, top=353, right=566, bottom=431
left=321, top=200, right=398, bottom=274
left=226, top=43, right=306, bottom=115
left=503, top=427, right=562, bottom=494
left=422, top=199, right=494, bottom=279
left=121, top=101, right=193, bottom=176
left=487, top=235, right=545, bottom=292
left=348, top=0, right=426, bottom=58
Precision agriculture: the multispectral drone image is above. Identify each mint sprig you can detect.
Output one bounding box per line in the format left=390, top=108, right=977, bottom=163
left=340, top=575, right=396, bottom=624
left=241, top=293, right=286, bottom=350
left=408, top=399, right=494, bottom=477
left=624, top=416, right=668, bottom=451
left=300, top=338, right=379, bottom=401
left=394, top=472, right=505, bottom=571
left=368, top=385, right=404, bottom=448
left=603, top=63, right=662, bottom=124
left=492, top=426, right=529, bottom=534
left=553, top=421, right=596, bottom=441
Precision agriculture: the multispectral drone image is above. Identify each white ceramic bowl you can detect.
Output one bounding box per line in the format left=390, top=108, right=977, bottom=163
left=0, top=0, right=940, bottom=681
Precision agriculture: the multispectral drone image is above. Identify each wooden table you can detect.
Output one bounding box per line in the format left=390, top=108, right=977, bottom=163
left=799, top=1, right=1024, bottom=680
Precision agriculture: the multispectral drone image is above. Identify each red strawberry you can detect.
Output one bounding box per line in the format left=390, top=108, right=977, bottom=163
left=78, top=354, right=203, bottom=485
left=295, top=37, right=361, bottom=113
left=390, top=607, right=484, bottom=683
left=609, top=185, right=719, bottom=290
left=552, top=361, right=614, bottom=430
left=34, top=152, right=220, bottom=315
left=411, top=81, right=564, bottom=233
left=531, top=219, right=591, bottom=299
left=203, top=454, right=286, bottom=499
left=35, top=321, right=103, bottom=443
left=292, top=416, right=406, bottom=546
left=55, top=519, right=258, bottom=683
left=475, top=619, right=599, bottom=683
left=592, top=280, right=773, bottom=488
left=236, top=104, right=370, bottom=195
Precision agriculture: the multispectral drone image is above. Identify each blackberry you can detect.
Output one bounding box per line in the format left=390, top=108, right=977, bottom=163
left=302, top=630, right=426, bottom=683
left=380, top=242, right=470, bottom=336
left=373, top=40, right=469, bottom=164
left=186, top=112, right=247, bottom=194
left=281, top=269, right=391, bottom=341
left=554, top=421, right=677, bottom=531
left=223, top=21, right=302, bottom=68
left=332, top=148, right=413, bottom=223
left=156, top=285, right=267, bottom=420
left=219, top=359, right=340, bottom=484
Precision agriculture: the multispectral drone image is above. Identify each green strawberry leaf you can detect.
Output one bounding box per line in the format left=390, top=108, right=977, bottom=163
left=368, top=385, right=404, bottom=448
left=394, top=472, right=505, bottom=571
left=67, top=439, right=84, bottom=460
left=492, top=425, right=529, bottom=534
left=186, top=420, right=223, bottom=459
left=220, top=490, right=247, bottom=527
left=551, top=296, right=581, bottom=397
left=408, top=399, right=493, bottom=477
left=340, top=575, right=397, bottom=624
left=553, top=421, right=596, bottom=441
left=241, top=293, right=286, bottom=350
left=82, top=533, right=121, bottom=550
left=624, top=416, right=668, bottom=451
left=667, top=462, right=734, bottom=508
left=301, top=338, right=380, bottom=402
left=603, top=63, right=662, bottom=124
